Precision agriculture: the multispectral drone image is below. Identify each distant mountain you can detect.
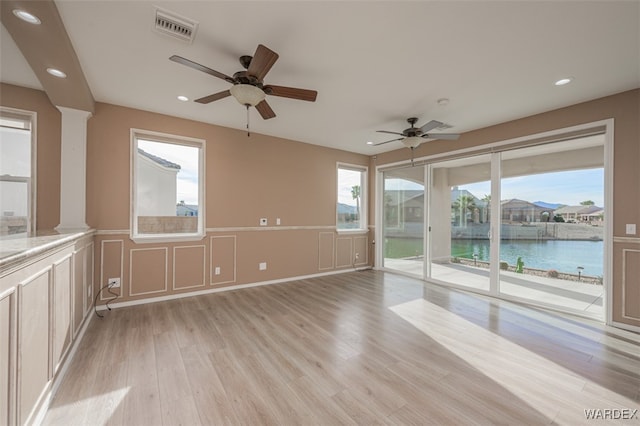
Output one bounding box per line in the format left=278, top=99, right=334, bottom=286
left=533, top=201, right=564, bottom=210
left=337, top=203, right=357, bottom=214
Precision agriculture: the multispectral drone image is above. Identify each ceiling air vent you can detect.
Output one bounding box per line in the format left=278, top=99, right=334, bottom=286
left=154, top=8, right=198, bottom=44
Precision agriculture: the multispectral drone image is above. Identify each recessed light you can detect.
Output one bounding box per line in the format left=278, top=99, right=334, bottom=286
left=366, top=141, right=373, bottom=145
left=177, top=95, right=189, bottom=102
left=46, top=68, right=67, bottom=78
left=554, top=77, right=573, bottom=86
left=13, top=9, right=41, bottom=25
left=437, top=98, right=450, bottom=106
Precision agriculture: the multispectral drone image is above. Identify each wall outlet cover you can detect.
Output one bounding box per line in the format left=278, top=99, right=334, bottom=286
left=259, top=262, right=267, bottom=271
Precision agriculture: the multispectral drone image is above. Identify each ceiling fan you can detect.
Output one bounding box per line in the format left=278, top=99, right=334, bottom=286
left=372, top=117, right=460, bottom=148
left=169, top=44, right=317, bottom=123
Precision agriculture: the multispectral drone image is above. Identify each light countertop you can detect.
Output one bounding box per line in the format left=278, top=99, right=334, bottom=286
left=0, top=229, right=95, bottom=270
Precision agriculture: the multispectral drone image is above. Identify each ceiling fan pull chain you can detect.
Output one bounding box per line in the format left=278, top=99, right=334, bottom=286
left=411, top=146, right=415, bottom=166
left=246, top=105, right=251, bottom=137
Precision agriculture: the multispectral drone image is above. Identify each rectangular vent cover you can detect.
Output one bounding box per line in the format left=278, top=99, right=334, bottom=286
left=154, top=8, right=198, bottom=44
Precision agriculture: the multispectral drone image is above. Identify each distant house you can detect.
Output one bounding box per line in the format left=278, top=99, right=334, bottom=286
left=137, top=148, right=180, bottom=217
left=383, top=190, right=423, bottom=227
left=555, top=205, right=604, bottom=223
left=451, top=187, right=488, bottom=225
left=581, top=207, right=604, bottom=222
left=176, top=203, right=198, bottom=217
left=501, top=199, right=550, bottom=223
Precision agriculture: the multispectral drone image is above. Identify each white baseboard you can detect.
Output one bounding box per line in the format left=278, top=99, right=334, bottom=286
left=611, top=320, right=640, bottom=334
left=97, top=267, right=372, bottom=311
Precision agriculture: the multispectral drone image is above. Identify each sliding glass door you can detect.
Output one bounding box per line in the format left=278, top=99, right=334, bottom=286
left=429, top=155, right=492, bottom=292
left=498, top=138, right=605, bottom=316
left=378, top=132, right=607, bottom=319
left=382, top=166, right=425, bottom=278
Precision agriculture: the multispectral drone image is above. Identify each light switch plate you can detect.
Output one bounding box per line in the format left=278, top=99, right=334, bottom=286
left=259, top=262, right=267, bottom=271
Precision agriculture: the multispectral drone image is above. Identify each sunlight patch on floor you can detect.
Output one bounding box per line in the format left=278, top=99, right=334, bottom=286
left=45, top=387, right=130, bottom=425
left=389, top=299, right=639, bottom=423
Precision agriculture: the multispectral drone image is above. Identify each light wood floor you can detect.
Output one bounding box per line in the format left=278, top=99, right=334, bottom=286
left=44, top=270, right=640, bottom=425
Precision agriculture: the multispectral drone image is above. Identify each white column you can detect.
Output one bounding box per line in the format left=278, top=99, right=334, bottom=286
left=55, top=107, right=92, bottom=232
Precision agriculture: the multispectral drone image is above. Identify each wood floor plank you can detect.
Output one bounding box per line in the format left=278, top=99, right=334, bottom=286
left=179, top=345, right=239, bottom=425
left=43, top=270, right=640, bottom=426
left=122, top=383, right=163, bottom=426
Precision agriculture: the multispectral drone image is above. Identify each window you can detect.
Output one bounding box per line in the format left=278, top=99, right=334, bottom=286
left=337, top=163, right=367, bottom=231
left=0, top=109, right=35, bottom=236
left=131, top=129, right=205, bottom=242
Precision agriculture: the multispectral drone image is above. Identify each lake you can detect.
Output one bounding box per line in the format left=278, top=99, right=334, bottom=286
left=451, top=239, right=603, bottom=277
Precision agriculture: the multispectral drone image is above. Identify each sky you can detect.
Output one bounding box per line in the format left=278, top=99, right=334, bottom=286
left=466, top=168, right=604, bottom=206
left=387, top=168, right=604, bottom=207
left=338, top=168, right=363, bottom=206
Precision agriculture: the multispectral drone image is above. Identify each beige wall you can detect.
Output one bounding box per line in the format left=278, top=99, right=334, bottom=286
left=88, top=102, right=372, bottom=303
left=87, top=102, right=368, bottom=229
left=0, top=83, right=61, bottom=230
left=374, top=89, right=640, bottom=328
left=2, top=82, right=638, bottom=328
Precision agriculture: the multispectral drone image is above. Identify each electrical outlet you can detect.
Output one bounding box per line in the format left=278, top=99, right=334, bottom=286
left=108, top=277, right=121, bottom=288
left=259, top=262, right=267, bottom=271
left=259, top=218, right=267, bottom=226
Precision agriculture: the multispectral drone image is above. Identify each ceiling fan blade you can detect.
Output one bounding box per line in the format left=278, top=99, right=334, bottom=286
left=423, top=133, right=460, bottom=140
left=248, top=44, right=279, bottom=81
left=373, top=137, right=404, bottom=146
left=419, top=120, right=444, bottom=133
left=265, top=85, right=317, bottom=102
left=255, top=100, right=276, bottom=120
left=376, top=130, right=404, bottom=136
left=195, top=90, right=231, bottom=104
left=170, top=55, right=235, bottom=83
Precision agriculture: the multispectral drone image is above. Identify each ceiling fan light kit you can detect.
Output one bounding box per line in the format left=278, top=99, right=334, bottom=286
left=402, top=136, right=424, bottom=149
left=229, top=84, right=266, bottom=107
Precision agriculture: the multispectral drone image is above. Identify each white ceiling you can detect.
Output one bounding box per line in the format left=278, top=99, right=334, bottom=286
left=2, top=1, right=639, bottom=155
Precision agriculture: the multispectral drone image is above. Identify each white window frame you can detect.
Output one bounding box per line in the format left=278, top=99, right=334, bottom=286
left=130, top=128, right=205, bottom=243
left=336, top=162, right=368, bottom=233
left=0, top=107, right=37, bottom=235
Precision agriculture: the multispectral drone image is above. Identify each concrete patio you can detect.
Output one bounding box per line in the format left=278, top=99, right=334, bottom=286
left=383, top=258, right=604, bottom=317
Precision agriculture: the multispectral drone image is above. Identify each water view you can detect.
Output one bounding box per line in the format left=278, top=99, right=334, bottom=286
left=451, top=239, right=603, bottom=277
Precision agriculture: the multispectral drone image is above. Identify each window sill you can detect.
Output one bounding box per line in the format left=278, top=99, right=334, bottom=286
left=336, top=228, right=369, bottom=235
left=130, top=233, right=205, bottom=244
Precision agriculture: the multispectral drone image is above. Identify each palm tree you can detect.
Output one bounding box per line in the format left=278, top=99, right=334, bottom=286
left=351, top=185, right=361, bottom=218
left=452, top=195, right=476, bottom=227
left=482, top=194, right=491, bottom=223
